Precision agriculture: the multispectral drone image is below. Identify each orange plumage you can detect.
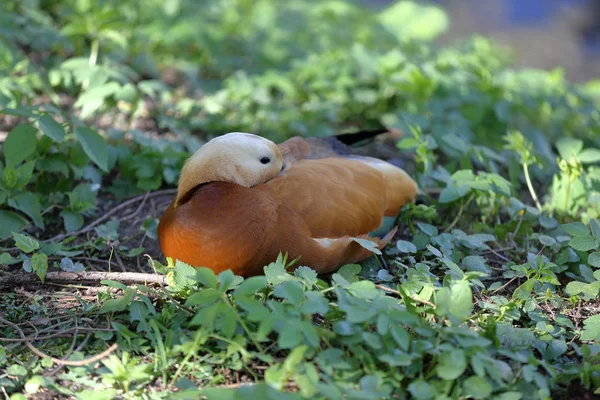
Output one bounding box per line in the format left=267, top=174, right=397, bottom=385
left=157, top=132, right=418, bottom=277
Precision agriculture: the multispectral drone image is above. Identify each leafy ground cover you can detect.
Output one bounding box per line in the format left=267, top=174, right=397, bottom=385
left=1, top=0, right=600, bottom=399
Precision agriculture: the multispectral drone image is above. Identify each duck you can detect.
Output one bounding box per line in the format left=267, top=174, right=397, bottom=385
left=157, top=131, right=418, bottom=277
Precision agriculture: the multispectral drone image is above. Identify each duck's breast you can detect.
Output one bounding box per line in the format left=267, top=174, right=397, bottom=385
left=157, top=182, right=278, bottom=275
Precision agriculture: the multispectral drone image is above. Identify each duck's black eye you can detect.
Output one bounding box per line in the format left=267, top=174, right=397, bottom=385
left=260, top=156, right=271, bottom=164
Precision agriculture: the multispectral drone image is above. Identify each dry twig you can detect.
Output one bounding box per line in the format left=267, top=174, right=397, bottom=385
left=0, top=271, right=168, bottom=286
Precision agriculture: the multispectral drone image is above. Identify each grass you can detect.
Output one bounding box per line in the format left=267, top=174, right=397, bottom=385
left=0, top=0, right=600, bottom=399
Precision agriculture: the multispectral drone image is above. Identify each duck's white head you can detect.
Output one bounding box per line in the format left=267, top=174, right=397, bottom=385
left=174, top=132, right=284, bottom=207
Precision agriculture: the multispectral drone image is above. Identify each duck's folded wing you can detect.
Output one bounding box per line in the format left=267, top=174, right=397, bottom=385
left=261, top=157, right=416, bottom=239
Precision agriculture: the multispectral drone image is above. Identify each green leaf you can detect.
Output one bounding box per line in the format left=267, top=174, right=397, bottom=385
left=31, top=253, right=48, bottom=282
left=8, top=192, right=44, bottom=228
left=538, top=235, right=556, bottom=247
left=390, top=325, right=410, bottom=351
left=99, top=288, right=136, bottom=313
left=416, top=222, right=438, bottom=236
left=396, top=240, right=417, bottom=253
left=556, top=138, right=583, bottom=160
left=0, top=211, right=28, bottom=240
left=0, top=253, right=14, bottom=265
left=449, top=281, right=473, bottom=322
left=377, top=1, right=448, bottom=41
left=578, top=148, right=600, bottom=163
left=171, top=260, right=197, bottom=289
left=294, top=266, right=318, bottom=286
left=233, top=276, right=267, bottom=299
left=38, top=115, right=65, bottom=142
left=337, top=264, right=362, bottom=282
left=514, top=278, right=535, bottom=300
left=463, top=376, right=492, bottom=399
left=589, top=252, right=600, bottom=268
left=569, top=236, right=599, bottom=252
left=408, top=379, right=437, bottom=400
left=185, top=289, right=222, bottom=307
left=195, top=267, right=218, bottom=289
left=14, top=161, right=36, bottom=190
left=60, top=210, right=84, bottom=232
left=562, top=222, right=590, bottom=237
left=590, top=219, right=600, bottom=239
left=4, top=124, right=37, bottom=166
left=218, top=269, right=240, bottom=292
left=273, top=280, right=305, bottom=305
left=12, top=232, right=40, bottom=253
left=439, top=184, right=470, bottom=203
left=351, top=237, right=381, bottom=255
left=436, top=349, right=467, bottom=380
left=74, top=126, right=108, bottom=172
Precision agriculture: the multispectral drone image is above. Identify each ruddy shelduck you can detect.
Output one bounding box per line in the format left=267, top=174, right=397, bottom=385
left=157, top=132, right=418, bottom=277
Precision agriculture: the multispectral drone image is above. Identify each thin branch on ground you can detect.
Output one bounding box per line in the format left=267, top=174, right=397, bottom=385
left=0, top=271, right=168, bottom=285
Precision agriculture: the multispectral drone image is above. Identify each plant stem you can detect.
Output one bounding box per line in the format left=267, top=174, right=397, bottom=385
left=89, top=38, right=99, bottom=67
left=443, top=194, right=474, bottom=233
left=522, top=163, right=542, bottom=210
left=564, top=177, right=573, bottom=212
left=223, top=296, right=265, bottom=354
left=83, top=37, right=100, bottom=90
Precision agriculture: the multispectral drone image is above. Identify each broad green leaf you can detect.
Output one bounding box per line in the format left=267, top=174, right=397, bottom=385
left=31, top=253, right=48, bottom=282
left=171, top=260, right=197, bottom=289
left=24, top=375, right=45, bottom=394
left=218, top=269, right=240, bottom=292
left=514, top=278, right=535, bottom=300
left=38, top=115, right=65, bottom=142
left=14, top=161, right=36, bottom=190
left=561, top=222, right=589, bottom=237
left=377, top=1, right=448, bottom=41
left=337, top=264, right=362, bottom=282
left=590, top=219, right=600, bottom=239
left=396, top=240, right=417, bottom=253
left=0, top=253, right=14, bottom=265
left=74, top=126, right=108, bottom=172
left=8, top=192, right=44, bottom=228
left=390, top=325, right=410, bottom=351
left=408, top=379, right=437, bottom=400
left=579, top=148, right=600, bottom=163
left=463, top=376, right=492, bottom=399
left=273, top=280, right=305, bottom=305
left=4, top=124, right=37, bottom=166
left=538, top=235, right=556, bottom=247
left=449, top=281, right=473, bottom=322
left=294, top=266, right=318, bottom=286
left=99, top=288, right=136, bottom=313
left=436, top=349, right=466, bottom=380
left=569, top=236, right=599, bottom=252
left=60, top=210, right=84, bottom=232
left=439, top=184, right=470, bottom=203
left=233, top=276, right=267, bottom=299
left=416, top=222, right=438, bottom=236
left=556, top=137, right=583, bottom=160
left=12, top=232, right=40, bottom=253
left=185, top=289, right=222, bottom=307
left=195, top=267, right=218, bottom=289
left=589, top=252, right=600, bottom=268
left=0, top=211, right=28, bottom=240
left=351, top=237, right=381, bottom=255
left=580, top=314, right=600, bottom=341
